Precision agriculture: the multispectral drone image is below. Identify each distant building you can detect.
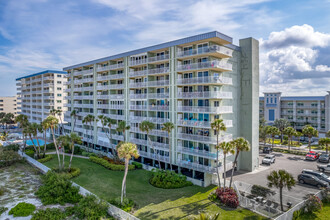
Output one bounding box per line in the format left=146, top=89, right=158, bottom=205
left=260, top=92, right=330, bottom=136
left=0, top=96, right=18, bottom=115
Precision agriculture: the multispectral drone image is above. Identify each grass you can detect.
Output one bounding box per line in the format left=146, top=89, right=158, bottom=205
left=298, top=202, right=330, bottom=220
left=44, top=156, right=267, bottom=220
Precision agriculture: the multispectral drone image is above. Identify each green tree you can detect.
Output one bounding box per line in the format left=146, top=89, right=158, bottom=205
left=229, top=137, right=250, bottom=188
left=259, top=117, right=267, bottom=129
left=218, top=141, right=234, bottom=188
left=70, top=110, right=78, bottom=133
left=15, top=114, right=29, bottom=151
left=83, top=114, right=97, bottom=151
left=302, top=125, right=318, bottom=151
left=41, top=120, right=50, bottom=158
left=26, top=123, right=43, bottom=159
left=43, top=116, right=61, bottom=170
left=319, top=137, right=330, bottom=154
left=116, top=121, right=130, bottom=142
left=295, top=131, right=302, bottom=145
left=284, top=127, right=296, bottom=151
left=274, top=119, right=290, bottom=143
left=57, top=135, right=69, bottom=169
left=0, top=112, right=6, bottom=128
left=68, top=132, right=82, bottom=171
left=3, top=113, right=15, bottom=130
left=260, top=125, right=271, bottom=146
left=117, top=142, right=139, bottom=204
left=140, top=121, right=158, bottom=168
left=267, top=170, right=296, bottom=211
left=162, top=122, right=174, bottom=170
left=326, top=130, right=330, bottom=138
left=211, top=119, right=227, bottom=188
left=267, top=126, right=280, bottom=149
left=98, top=115, right=117, bottom=157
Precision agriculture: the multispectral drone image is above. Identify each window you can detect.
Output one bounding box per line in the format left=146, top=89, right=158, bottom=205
left=297, top=102, right=304, bottom=106
left=57, top=81, right=62, bottom=84
left=0, top=100, right=3, bottom=102
left=57, top=107, right=62, bottom=110
left=57, top=75, right=62, bottom=77
left=57, top=94, right=62, bottom=97
left=266, top=98, right=269, bottom=104
left=269, top=109, right=275, bottom=121
left=56, top=100, right=62, bottom=103
left=57, top=87, right=62, bottom=91
left=274, top=98, right=277, bottom=104
left=270, top=98, right=273, bottom=103
left=214, top=101, right=219, bottom=107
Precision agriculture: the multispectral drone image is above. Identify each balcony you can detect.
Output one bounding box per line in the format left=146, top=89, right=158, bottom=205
left=148, top=80, right=169, bottom=87
left=43, top=96, right=54, bottom=100
left=129, top=82, right=147, bottom=88
left=177, top=76, right=232, bottom=85
left=97, top=74, right=124, bottom=81
left=129, top=69, right=148, bottom=77
left=129, top=59, right=147, bottom=66
left=97, top=85, right=109, bottom=90
left=109, top=104, right=124, bottom=110
left=97, top=104, right=109, bottom=109
left=97, top=63, right=124, bottom=72
left=177, top=133, right=232, bottom=144
left=148, top=105, right=169, bottom=111
left=148, top=92, right=169, bottom=99
left=129, top=116, right=169, bottom=124
left=177, top=45, right=233, bottom=59
left=97, top=94, right=109, bottom=99
left=73, top=69, right=94, bottom=76
left=74, top=78, right=94, bottom=84
left=177, top=60, right=232, bottom=72
left=130, top=127, right=168, bottom=137
left=177, top=145, right=219, bottom=159
left=148, top=54, right=170, bottom=63
left=109, top=114, right=125, bottom=120
left=177, top=106, right=232, bottom=114
left=130, top=137, right=169, bottom=150
left=177, top=160, right=215, bottom=173
left=148, top=67, right=170, bottom=75
left=43, top=83, right=54, bottom=87
left=130, top=93, right=147, bottom=99
left=139, top=151, right=170, bottom=163
left=177, top=91, right=232, bottom=99
left=177, top=119, right=233, bottom=128
left=109, top=94, right=124, bottom=99
left=109, top=84, right=125, bottom=89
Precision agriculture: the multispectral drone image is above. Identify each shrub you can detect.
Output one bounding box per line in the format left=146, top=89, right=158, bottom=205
left=25, top=149, right=35, bottom=157
left=89, top=156, right=135, bottom=171
left=215, top=187, right=239, bottom=208
left=81, top=151, right=97, bottom=157
left=0, top=186, right=9, bottom=196
left=251, top=185, right=274, bottom=197
left=65, top=146, right=83, bottom=155
left=109, top=197, right=136, bottom=212
left=132, top=161, right=143, bottom=169
left=149, top=169, right=193, bottom=189
left=52, top=167, right=81, bottom=179
left=0, top=149, right=21, bottom=167
left=35, top=171, right=82, bottom=205
left=31, top=208, right=67, bottom=220
left=3, top=144, right=20, bottom=151
left=292, top=209, right=303, bottom=220
left=9, top=202, right=36, bottom=217
left=304, top=194, right=323, bottom=213
left=0, top=207, right=8, bottom=215
left=103, top=156, right=124, bottom=165
left=66, top=195, right=109, bottom=220
left=37, top=154, right=53, bottom=163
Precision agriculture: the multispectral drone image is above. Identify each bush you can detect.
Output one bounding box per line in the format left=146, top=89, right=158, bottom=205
left=0, top=186, right=9, bottom=196
left=52, top=167, right=81, bottom=179
left=132, top=161, right=142, bottom=169
left=25, top=149, right=35, bottom=157
left=35, top=171, right=82, bottom=205
left=81, top=151, right=97, bottom=157
left=37, top=154, right=53, bottom=163
left=251, top=185, right=274, bottom=197
left=89, top=156, right=135, bottom=171
left=9, top=202, right=36, bottom=217
left=149, top=169, right=193, bottom=189
left=304, top=194, right=323, bottom=213
left=0, top=149, right=21, bottom=167
left=65, top=146, right=83, bottom=155
left=215, top=187, right=239, bottom=208
left=109, top=197, right=136, bottom=212
left=0, top=207, right=8, bottom=215
left=31, top=208, right=67, bottom=220
left=66, top=195, right=109, bottom=220
left=103, top=156, right=124, bottom=165
left=292, top=209, right=303, bottom=220
left=3, top=144, right=20, bottom=151
left=282, top=140, right=288, bottom=145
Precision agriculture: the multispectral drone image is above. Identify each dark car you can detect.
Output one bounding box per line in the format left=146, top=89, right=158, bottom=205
left=263, top=146, right=272, bottom=154
left=298, top=173, right=329, bottom=188
left=319, top=153, right=330, bottom=163
left=302, top=169, right=330, bottom=184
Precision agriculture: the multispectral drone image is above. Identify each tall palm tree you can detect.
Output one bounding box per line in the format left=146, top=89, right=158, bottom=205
left=274, top=118, right=290, bottom=143
left=211, top=119, right=227, bottom=188
left=295, top=131, right=302, bottom=145
left=57, top=135, right=69, bottom=169
left=140, top=121, right=158, bottom=168
left=15, top=114, right=29, bottom=151
left=83, top=114, right=97, bottom=151
left=43, top=116, right=61, bottom=170
left=41, top=120, right=50, bottom=158
left=98, top=115, right=117, bottom=157
left=218, top=141, right=234, bottom=188
left=302, top=125, right=319, bottom=151
left=117, top=142, right=139, bottom=204
left=326, top=130, right=330, bottom=138
left=70, top=110, right=78, bottom=132
left=267, top=170, right=296, bottom=211
left=284, top=127, right=296, bottom=151
left=319, top=137, right=330, bottom=154
left=68, top=132, right=82, bottom=171
left=116, top=121, right=130, bottom=142
left=162, top=122, right=174, bottom=170
left=26, top=123, right=42, bottom=159
left=229, top=137, right=250, bottom=188
left=267, top=126, right=280, bottom=149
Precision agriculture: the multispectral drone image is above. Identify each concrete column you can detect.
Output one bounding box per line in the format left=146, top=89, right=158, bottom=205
left=170, top=46, right=176, bottom=165
left=124, top=57, right=130, bottom=142
left=93, top=64, right=98, bottom=149
left=317, top=100, right=321, bottom=130
left=293, top=101, right=297, bottom=123
left=326, top=92, right=330, bottom=132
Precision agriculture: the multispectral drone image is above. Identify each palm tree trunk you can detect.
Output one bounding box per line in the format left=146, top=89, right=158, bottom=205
left=272, top=137, right=275, bottom=149
left=62, top=144, right=65, bottom=169
left=280, top=187, right=283, bottom=211
left=28, top=134, right=38, bottom=158
left=223, top=154, right=227, bottom=188
left=73, top=117, right=76, bottom=133
left=121, top=159, right=129, bottom=204
left=43, top=131, right=46, bottom=158
left=216, top=133, right=221, bottom=188
left=288, top=137, right=291, bottom=151
left=51, top=127, right=62, bottom=170
left=35, top=135, right=41, bottom=159
left=168, top=132, right=172, bottom=171
left=89, top=122, right=93, bottom=150
left=69, top=143, right=74, bottom=171
left=229, top=152, right=239, bottom=188
left=326, top=144, right=328, bottom=154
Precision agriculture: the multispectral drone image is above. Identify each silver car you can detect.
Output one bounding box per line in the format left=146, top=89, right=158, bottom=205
left=262, top=154, right=275, bottom=165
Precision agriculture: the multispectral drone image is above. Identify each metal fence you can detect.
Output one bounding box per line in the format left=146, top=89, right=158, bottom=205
left=20, top=151, right=140, bottom=220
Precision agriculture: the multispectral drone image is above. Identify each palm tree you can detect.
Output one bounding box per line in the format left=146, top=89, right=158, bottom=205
left=26, top=123, right=42, bottom=159
left=229, top=137, right=250, bottom=188
left=15, top=114, right=29, bottom=151
left=116, top=121, right=130, bottom=142
left=284, top=127, right=296, bottom=151
left=41, top=120, right=50, bottom=158
left=319, top=137, right=330, bottom=154
left=98, top=115, right=117, bottom=157
left=140, top=121, right=159, bottom=168
left=57, top=135, right=69, bottom=169
left=70, top=110, right=78, bottom=132
left=302, top=125, right=319, bottom=151
left=0, top=112, right=6, bottom=129
left=43, top=116, right=61, bottom=170
left=56, top=109, right=64, bottom=135
left=117, top=142, right=139, bottom=204
left=274, top=118, right=290, bottom=143
left=295, top=131, right=302, bottom=145
left=326, top=130, right=330, bottom=138
left=218, top=141, right=234, bottom=188
left=267, top=126, right=280, bottom=149
left=83, top=114, right=97, bottom=151
left=211, top=119, right=227, bottom=188
left=267, top=170, right=296, bottom=211
left=162, top=122, right=174, bottom=170
left=68, top=132, right=82, bottom=171
left=260, top=125, right=270, bottom=146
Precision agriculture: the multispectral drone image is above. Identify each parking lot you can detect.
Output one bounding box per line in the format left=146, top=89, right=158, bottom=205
left=232, top=151, right=325, bottom=206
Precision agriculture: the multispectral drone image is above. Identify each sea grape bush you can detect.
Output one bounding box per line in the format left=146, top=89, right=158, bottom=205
left=215, top=187, right=239, bottom=208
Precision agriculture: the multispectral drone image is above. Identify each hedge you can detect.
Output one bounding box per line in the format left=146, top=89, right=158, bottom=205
left=52, top=167, right=81, bottom=179
left=132, top=161, right=143, bottom=169
left=89, top=156, right=135, bottom=171
left=37, top=155, right=53, bottom=163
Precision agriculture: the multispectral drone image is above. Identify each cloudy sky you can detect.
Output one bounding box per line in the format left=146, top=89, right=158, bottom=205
left=0, top=0, right=329, bottom=96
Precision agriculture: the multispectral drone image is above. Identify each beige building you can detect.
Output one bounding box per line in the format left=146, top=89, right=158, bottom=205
left=0, top=96, right=18, bottom=115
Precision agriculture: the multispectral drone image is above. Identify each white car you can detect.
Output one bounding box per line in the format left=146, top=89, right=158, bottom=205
left=262, top=154, right=275, bottom=165
left=318, top=164, right=330, bottom=173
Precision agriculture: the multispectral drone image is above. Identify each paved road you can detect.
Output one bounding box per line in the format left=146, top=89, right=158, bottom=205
left=232, top=151, right=324, bottom=206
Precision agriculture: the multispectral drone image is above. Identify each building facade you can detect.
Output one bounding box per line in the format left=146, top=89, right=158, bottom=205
left=16, top=70, right=67, bottom=124
left=0, top=96, right=18, bottom=115
left=260, top=92, right=330, bottom=136
left=63, top=31, right=259, bottom=186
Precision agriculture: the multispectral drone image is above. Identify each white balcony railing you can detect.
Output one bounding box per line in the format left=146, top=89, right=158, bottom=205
left=177, top=91, right=232, bottom=99
left=129, top=69, right=148, bottom=77
left=177, top=119, right=233, bottom=128
left=129, top=59, right=147, bottom=66
left=177, top=60, right=232, bottom=72
left=177, top=106, right=232, bottom=113
left=148, top=67, right=170, bottom=75
left=177, top=76, right=232, bottom=85
left=148, top=54, right=169, bottom=63
left=97, top=63, right=124, bottom=72
left=177, top=45, right=233, bottom=58
left=177, top=160, right=215, bottom=173
left=109, top=94, right=124, bottom=99
left=130, top=94, right=147, bottom=99
left=177, top=133, right=232, bottom=144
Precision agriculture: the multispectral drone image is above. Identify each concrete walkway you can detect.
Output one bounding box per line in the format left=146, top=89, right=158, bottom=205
left=46, top=151, right=89, bottom=159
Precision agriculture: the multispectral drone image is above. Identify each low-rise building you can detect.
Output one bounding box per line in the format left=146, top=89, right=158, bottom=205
left=0, top=96, right=18, bottom=115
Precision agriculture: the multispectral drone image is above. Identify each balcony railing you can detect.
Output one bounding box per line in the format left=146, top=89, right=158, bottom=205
left=177, top=76, right=232, bottom=85
left=109, top=84, right=125, bottom=89
left=73, top=69, right=94, bottom=76
left=177, top=45, right=233, bottom=58
left=97, top=85, right=109, bottom=90
left=129, top=116, right=169, bottom=124
left=129, top=59, right=147, bottom=66
left=129, top=82, right=147, bottom=88
left=148, top=67, right=170, bottom=75
left=97, top=104, right=109, bottom=109
left=130, top=94, right=147, bottom=99
left=177, top=91, right=232, bottom=99
left=148, top=92, right=169, bottom=99
left=177, top=160, right=215, bottom=173
left=148, top=105, right=169, bottom=111
left=177, top=106, right=232, bottom=114
left=177, top=133, right=232, bottom=144
left=97, top=63, right=124, bottom=72
left=109, top=105, right=125, bottom=110
left=129, top=69, right=148, bottom=77
left=130, top=137, right=169, bottom=150
left=109, top=94, right=124, bottom=99
left=139, top=151, right=170, bottom=163
left=177, top=60, right=232, bottom=72
left=130, top=127, right=168, bottom=137
left=148, top=80, right=169, bottom=87
left=97, top=94, right=109, bottom=99
left=177, top=119, right=232, bottom=128
left=74, top=78, right=94, bottom=84
left=177, top=145, right=219, bottom=159
left=148, top=54, right=169, bottom=63
left=97, top=74, right=124, bottom=81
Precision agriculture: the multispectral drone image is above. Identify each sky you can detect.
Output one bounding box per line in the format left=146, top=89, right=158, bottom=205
left=0, top=0, right=329, bottom=96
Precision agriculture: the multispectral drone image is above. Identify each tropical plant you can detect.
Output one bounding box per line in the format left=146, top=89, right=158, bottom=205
left=267, top=170, right=296, bottom=211
left=15, top=114, right=29, bottom=151
left=229, top=137, right=250, bottom=188
left=274, top=118, right=290, bottom=143
left=319, top=137, right=330, bottom=154
left=304, top=194, right=323, bottom=213
left=98, top=115, right=117, bottom=157
left=117, top=142, right=139, bottom=204
left=211, top=118, right=227, bottom=188
left=41, top=120, right=50, bottom=158
left=260, top=125, right=270, bottom=146
left=57, top=135, right=69, bottom=170
left=267, top=126, right=280, bottom=149
left=116, top=120, right=130, bottom=142
left=68, top=132, right=82, bottom=171
left=194, top=213, right=219, bottom=220
left=162, top=122, right=174, bottom=170
left=150, top=169, right=193, bottom=189
left=140, top=121, right=158, bottom=168
left=284, top=127, right=296, bottom=151
left=82, top=114, right=97, bottom=151
left=26, top=123, right=42, bottom=159
left=43, top=116, right=61, bottom=170
left=215, top=187, right=239, bottom=208
left=326, top=130, right=330, bottom=138
left=295, top=131, right=302, bottom=145
left=218, top=141, right=234, bottom=188
left=70, top=110, right=78, bottom=133
left=302, top=125, right=318, bottom=151
left=9, top=202, right=36, bottom=217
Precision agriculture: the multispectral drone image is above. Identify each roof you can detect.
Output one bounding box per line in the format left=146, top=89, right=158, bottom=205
left=281, top=96, right=325, bottom=101
left=63, top=31, right=240, bottom=70
left=16, top=70, right=67, bottom=81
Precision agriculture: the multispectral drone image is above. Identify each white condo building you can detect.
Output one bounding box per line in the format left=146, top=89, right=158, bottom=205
left=63, top=31, right=259, bottom=186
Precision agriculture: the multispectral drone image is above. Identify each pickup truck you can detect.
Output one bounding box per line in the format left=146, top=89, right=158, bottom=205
left=317, top=164, right=330, bottom=172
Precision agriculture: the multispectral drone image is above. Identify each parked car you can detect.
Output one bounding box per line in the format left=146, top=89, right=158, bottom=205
left=298, top=173, right=329, bottom=188
left=305, top=151, right=319, bottom=161
left=263, top=146, right=272, bottom=154
left=302, top=169, right=330, bottom=184
left=317, top=164, right=330, bottom=173
left=262, top=154, right=275, bottom=165
left=319, top=153, right=330, bottom=163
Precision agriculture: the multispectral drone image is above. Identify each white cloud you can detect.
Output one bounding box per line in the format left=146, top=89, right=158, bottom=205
left=315, top=65, right=330, bottom=72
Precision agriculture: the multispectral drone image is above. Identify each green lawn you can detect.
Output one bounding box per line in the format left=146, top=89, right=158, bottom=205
left=298, top=202, right=330, bottom=220
left=44, top=156, right=267, bottom=220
